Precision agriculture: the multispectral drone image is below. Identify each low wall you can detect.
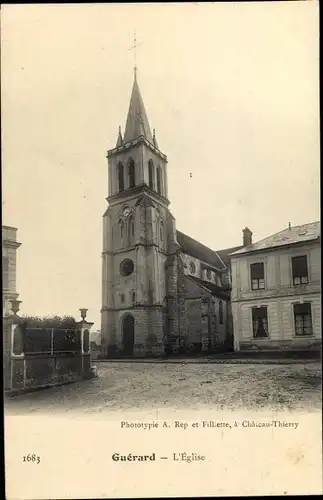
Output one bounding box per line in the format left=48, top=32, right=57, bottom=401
left=4, top=317, right=95, bottom=395
left=9, top=353, right=92, bottom=393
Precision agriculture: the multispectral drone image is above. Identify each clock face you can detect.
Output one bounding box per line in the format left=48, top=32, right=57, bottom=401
left=123, top=208, right=130, bottom=217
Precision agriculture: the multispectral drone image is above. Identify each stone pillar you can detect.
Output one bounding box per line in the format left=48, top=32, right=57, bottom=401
left=77, top=309, right=94, bottom=377
left=6, top=300, right=25, bottom=391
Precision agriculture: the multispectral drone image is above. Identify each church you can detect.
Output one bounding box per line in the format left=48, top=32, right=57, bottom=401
left=100, top=69, right=248, bottom=358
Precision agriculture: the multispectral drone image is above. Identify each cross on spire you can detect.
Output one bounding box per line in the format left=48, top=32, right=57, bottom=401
left=128, top=31, right=142, bottom=76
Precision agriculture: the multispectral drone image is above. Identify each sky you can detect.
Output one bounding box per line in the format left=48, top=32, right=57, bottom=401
left=2, top=2, right=320, bottom=329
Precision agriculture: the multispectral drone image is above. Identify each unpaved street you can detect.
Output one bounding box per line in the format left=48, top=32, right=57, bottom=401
left=5, top=361, right=321, bottom=415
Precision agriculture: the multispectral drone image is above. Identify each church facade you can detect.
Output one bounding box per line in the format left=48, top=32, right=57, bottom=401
left=101, top=71, right=243, bottom=358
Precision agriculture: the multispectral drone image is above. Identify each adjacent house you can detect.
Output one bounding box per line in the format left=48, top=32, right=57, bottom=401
left=229, top=222, right=321, bottom=352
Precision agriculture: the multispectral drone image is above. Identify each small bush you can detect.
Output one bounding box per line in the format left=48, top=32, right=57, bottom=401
left=20, top=315, right=76, bottom=329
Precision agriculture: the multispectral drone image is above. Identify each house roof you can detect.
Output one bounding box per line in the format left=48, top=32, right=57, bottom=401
left=176, top=230, right=225, bottom=270
left=230, top=221, right=320, bottom=256
left=216, top=245, right=244, bottom=267
left=188, top=275, right=230, bottom=300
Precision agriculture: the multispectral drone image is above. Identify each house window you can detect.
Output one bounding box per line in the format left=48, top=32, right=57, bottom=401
left=252, top=307, right=269, bottom=338
left=3, top=256, right=9, bottom=289
left=157, top=166, right=162, bottom=195
left=219, top=300, right=224, bottom=325
left=189, top=261, right=196, bottom=274
left=250, top=263, right=265, bottom=290
left=117, top=163, right=124, bottom=192
left=128, top=158, right=135, bottom=188
left=293, top=303, right=313, bottom=336
left=292, top=255, right=308, bottom=285
left=148, top=160, right=154, bottom=190
left=206, top=269, right=212, bottom=279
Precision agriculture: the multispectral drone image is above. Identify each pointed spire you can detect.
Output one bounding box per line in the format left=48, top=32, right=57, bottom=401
left=123, top=70, right=153, bottom=144
left=116, top=126, right=123, bottom=147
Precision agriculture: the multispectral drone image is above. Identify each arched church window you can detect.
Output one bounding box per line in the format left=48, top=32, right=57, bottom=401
left=128, top=158, right=135, bottom=189
left=131, top=291, right=136, bottom=304
left=160, top=220, right=164, bottom=243
left=219, top=300, right=224, bottom=325
left=121, top=293, right=125, bottom=304
left=117, top=163, right=124, bottom=192
left=118, top=219, right=124, bottom=241
left=128, top=215, right=135, bottom=245
left=157, top=166, right=162, bottom=195
left=206, top=269, right=212, bottom=279
left=148, top=160, right=155, bottom=190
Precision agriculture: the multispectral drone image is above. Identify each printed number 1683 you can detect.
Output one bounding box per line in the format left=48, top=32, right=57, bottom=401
left=23, top=454, right=40, bottom=464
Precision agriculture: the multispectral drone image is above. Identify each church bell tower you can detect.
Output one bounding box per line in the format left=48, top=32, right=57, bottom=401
left=101, top=69, right=172, bottom=358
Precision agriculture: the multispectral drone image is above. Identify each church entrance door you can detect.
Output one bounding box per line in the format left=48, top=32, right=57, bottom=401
left=122, top=315, right=135, bottom=357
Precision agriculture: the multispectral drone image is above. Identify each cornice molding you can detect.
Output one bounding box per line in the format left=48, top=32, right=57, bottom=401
left=101, top=304, right=164, bottom=312
left=107, top=182, right=170, bottom=206
left=2, top=240, right=21, bottom=249
left=102, top=242, right=169, bottom=257
left=107, top=135, right=167, bottom=162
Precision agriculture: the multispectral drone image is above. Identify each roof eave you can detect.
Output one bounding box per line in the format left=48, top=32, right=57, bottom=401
left=229, top=236, right=321, bottom=258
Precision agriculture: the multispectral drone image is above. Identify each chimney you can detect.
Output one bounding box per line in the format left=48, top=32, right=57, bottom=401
left=243, top=227, right=253, bottom=247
